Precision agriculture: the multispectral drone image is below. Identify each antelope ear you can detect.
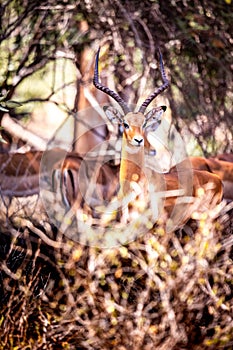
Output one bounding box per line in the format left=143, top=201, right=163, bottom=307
left=144, top=106, right=166, bottom=132
left=103, top=106, right=124, bottom=124
left=145, top=106, right=166, bottom=123
left=145, top=119, right=162, bottom=133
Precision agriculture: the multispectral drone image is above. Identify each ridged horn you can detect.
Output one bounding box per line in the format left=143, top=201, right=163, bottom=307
left=138, top=49, right=169, bottom=113
left=93, top=48, right=131, bottom=114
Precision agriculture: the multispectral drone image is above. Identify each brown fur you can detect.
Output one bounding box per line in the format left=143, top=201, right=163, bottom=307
left=55, top=153, right=120, bottom=210
left=215, top=153, right=233, bottom=163
left=0, top=151, right=43, bottom=197
left=189, top=156, right=233, bottom=200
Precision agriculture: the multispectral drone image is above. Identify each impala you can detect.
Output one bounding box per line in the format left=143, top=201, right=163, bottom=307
left=52, top=152, right=119, bottom=213
left=52, top=48, right=223, bottom=227
left=0, top=148, right=65, bottom=198
left=190, top=156, right=233, bottom=201
left=215, top=153, right=233, bottom=163
left=0, top=150, right=43, bottom=197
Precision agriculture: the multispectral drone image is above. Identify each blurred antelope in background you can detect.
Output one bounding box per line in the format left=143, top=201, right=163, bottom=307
left=190, top=156, right=233, bottom=201
left=0, top=151, right=43, bottom=197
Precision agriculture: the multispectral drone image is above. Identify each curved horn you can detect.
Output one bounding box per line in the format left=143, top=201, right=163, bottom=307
left=93, top=48, right=131, bottom=114
left=138, top=49, right=169, bottom=114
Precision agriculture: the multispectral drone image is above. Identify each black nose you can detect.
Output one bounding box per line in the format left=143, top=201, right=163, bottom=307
left=134, top=138, right=143, bottom=145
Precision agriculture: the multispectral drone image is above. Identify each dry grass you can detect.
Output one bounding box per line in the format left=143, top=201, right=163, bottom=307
left=0, top=199, right=232, bottom=350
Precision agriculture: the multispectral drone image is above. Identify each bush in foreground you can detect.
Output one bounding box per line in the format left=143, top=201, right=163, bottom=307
left=0, top=201, right=232, bottom=349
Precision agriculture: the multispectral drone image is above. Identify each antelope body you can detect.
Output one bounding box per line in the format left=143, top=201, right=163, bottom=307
left=190, top=156, right=233, bottom=201
left=0, top=151, right=42, bottom=197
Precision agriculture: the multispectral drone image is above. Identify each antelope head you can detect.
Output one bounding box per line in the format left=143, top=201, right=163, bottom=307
left=93, top=47, right=169, bottom=153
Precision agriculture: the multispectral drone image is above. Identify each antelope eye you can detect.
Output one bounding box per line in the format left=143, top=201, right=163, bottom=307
left=123, top=122, right=130, bottom=129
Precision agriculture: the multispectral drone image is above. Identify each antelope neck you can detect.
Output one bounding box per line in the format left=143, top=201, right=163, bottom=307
left=119, top=136, right=145, bottom=191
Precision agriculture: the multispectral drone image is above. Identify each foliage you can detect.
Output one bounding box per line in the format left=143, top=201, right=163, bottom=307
left=0, top=202, right=232, bottom=349
left=0, top=0, right=79, bottom=121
